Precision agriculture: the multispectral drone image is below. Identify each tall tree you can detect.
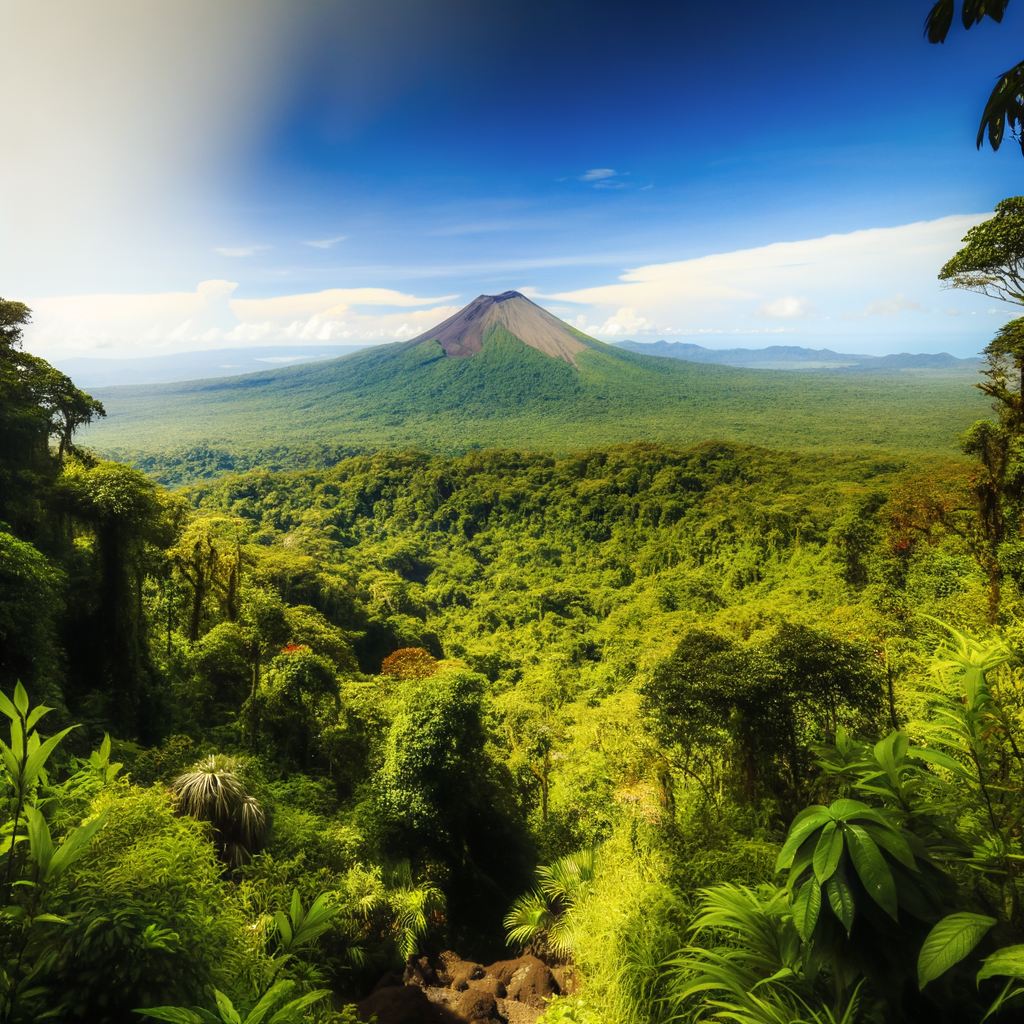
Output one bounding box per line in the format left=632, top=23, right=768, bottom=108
left=0, top=297, right=105, bottom=538
left=939, top=214, right=1024, bottom=617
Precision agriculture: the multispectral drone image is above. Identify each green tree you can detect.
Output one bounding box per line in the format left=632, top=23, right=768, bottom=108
left=939, top=197, right=1024, bottom=304
left=376, top=668, right=533, bottom=945
left=57, top=460, right=174, bottom=738
left=0, top=298, right=104, bottom=538
left=931, top=210, right=1024, bottom=616
left=0, top=533, right=62, bottom=699
left=643, top=624, right=882, bottom=806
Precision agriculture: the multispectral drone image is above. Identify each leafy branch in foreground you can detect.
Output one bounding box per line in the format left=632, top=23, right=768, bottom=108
left=925, top=1, right=1024, bottom=155
left=0, top=683, right=109, bottom=1022
left=135, top=979, right=331, bottom=1024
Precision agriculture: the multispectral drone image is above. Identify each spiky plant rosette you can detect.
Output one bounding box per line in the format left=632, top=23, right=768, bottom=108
left=170, top=754, right=268, bottom=867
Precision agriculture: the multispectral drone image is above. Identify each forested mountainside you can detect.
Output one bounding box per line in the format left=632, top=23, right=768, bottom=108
left=6, top=292, right=1024, bottom=1024
left=80, top=327, right=989, bottom=485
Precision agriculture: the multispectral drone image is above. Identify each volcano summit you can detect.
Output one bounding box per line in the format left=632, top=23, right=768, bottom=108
left=409, top=290, right=595, bottom=364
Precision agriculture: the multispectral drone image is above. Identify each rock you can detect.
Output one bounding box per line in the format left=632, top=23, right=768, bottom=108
left=372, top=971, right=405, bottom=992
left=550, top=964, right=577, bottom=996
left=446, top=959, right=486, bottom=991
left=404, top=955, right=441, bottom=988
left=506, top=957, right=560, bottom=1009
left=358, top=985, right=463, bottom=1024
left=456, top=989, right=500, bottom=1022
left=496, top=999, right=542, bottom=1024
left=468, top=976, right=507, bottom=999
left=483, top=957, right=532, bottom=987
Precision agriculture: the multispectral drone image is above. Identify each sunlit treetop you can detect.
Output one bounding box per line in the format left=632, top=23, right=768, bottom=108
left=939, top=196, right=1024, bottom=304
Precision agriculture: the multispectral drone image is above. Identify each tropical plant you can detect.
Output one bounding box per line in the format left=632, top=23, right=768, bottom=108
left=976, top=942, right=1024, bottom=1018
left=260, top=888, right=343, bottom=989
left=505, top=848, right=596, bottom=955
left=925, top=2, right=1023, bottom=155
left=341, top=860, right=444, bottom=966
left=916, top=915, right=1024, bottom=1018
left=0, top=683, right=108, bottom=1021
left=661, top=884, right=861, bottom=1024
left=169, top=756, right=268, bottom=867
left=135, top=979, right=331, bottom=1024
left=919, top=624, right=1024, bottom=919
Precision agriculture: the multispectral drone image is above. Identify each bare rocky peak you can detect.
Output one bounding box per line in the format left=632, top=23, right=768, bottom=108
left=408, top=291, right=591, bottom=365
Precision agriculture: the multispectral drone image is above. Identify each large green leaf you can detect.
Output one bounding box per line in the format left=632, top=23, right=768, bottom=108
left=22, top=726, right=75, bottom=788
left=812, top=821, right=843, bottom=884
left=846, top=824, right=898, bottom=920
left=24, top=705, right=52, bottom=732
left=828, top=798, right=875, bottom=820
left=25, top=806, right=54, bottom=877
left=861, top=822, right=917, bottom=871
left=915, top=745, right=972, bottom=781
left=791, top=878, right=821, bottom=941
left=243, top=982, right=295, bottom=1024
left=46, top=810, right=109, bottom=881
left=213, top=989, right=242, bottom=1024
left=977, top=943, right=1024, bottom=983
left=133, top=1010, right=207, bottom=1023
left=918, top=913, right=997, bottom=989
left=13, top=683, right=29, bottom=718
left=826, top=869, right=855, bottom=935
left=775, top=807, right=830, bottom=872
left=0, top=691, right=18, bottom=723
left=265, top=990, right=331, bottom=1024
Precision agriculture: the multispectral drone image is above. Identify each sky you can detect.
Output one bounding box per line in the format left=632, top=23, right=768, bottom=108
left=3, top=0, right=1024, bottom=360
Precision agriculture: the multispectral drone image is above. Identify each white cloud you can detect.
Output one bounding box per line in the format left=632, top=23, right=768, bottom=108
left=842, top=294, right=928, bottom=320
left=754, top=296, right=815, bottom=319
left=214, top=245, right=271, bottom=257
left=580, top=168, right=616, bottom=181
left=231, top=288, right=459, bottom=321
left=302, top=236, right=347, bottom=249
left=22, top=282, right=461, bottom=358
left=546, top=215, right=993, bottom=344
left=570, top=307, right=654, bottom=336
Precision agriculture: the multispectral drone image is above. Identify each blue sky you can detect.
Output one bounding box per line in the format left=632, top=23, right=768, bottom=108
left=3, top=0, right=1023, bottom=357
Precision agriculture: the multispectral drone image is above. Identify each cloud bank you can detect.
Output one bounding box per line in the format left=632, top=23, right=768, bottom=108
left=23, top=284, right=462, bottom=357
left=20, top=215, right=1012, bottom=361
left=549, top=214, right=1006, bottom=348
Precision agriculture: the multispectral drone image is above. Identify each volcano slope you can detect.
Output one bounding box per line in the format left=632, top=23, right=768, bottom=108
left=79, top=291, right=988, bottom=482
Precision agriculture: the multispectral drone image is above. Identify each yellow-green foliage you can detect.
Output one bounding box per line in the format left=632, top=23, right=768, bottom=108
left=48, top=783, right=260, bottom=1018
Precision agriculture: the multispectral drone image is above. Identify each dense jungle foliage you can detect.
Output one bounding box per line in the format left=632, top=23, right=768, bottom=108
left=8, top=282, right=1024, bottom=1024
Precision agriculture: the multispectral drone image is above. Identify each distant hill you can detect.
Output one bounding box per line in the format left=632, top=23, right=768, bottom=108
left=611, top=339, right=981, bottom=371
left=49, top=344, right=372, bottom=387
left=78, top=291, right=990, bottom=483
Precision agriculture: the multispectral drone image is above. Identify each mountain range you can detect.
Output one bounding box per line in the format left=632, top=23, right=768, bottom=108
left=76, top=291, right=989, bottom=482
left=611, top=340, right=980, bottom=370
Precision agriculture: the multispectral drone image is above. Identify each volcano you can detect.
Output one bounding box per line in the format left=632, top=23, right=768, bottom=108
left=79, top=289, right=987, bottom=482
left=409, top=290, right=594, bottom=364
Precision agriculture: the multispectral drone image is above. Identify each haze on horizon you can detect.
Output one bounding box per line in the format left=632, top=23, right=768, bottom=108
left=3, top=0, right=1023, bottom=361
